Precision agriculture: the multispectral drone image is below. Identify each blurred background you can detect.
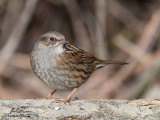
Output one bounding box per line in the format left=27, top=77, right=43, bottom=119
left=0, top=0, right=160, bottom=100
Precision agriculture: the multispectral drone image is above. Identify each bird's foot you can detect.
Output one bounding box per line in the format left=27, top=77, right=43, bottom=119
left=46, top=90, right=57, bottom=99
left=55, top=88, right=78, bottom=103
left=46, top=94, right=53, bottom=99
left=56, top=97, right=71, bottom=103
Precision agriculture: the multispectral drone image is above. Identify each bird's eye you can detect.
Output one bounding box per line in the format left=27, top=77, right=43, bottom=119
left=50, top=37, right=55, bottom=41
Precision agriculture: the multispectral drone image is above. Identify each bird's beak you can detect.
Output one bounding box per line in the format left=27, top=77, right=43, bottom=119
left=61, top=40, right=68, bottom=43
left=58, top=40, right=69, bottom=44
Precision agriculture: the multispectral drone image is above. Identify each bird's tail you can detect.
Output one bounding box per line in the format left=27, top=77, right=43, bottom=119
left=95, top=60, right=128, bottom=70
left=103, top=60, right=128, bottom=65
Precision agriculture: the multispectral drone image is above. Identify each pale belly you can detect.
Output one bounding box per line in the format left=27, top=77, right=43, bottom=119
left=30, top=49, right=86, bottom=90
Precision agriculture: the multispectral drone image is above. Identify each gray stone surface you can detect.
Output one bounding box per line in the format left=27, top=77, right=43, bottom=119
left=0, top=99, right=160, bottom=120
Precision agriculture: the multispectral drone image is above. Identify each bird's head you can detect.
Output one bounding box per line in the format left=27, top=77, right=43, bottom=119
left=33, top=31, right=68, bottom=50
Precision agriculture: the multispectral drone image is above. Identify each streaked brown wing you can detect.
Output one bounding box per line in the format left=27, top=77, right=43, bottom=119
left=62, top=43, right=97, bottom=64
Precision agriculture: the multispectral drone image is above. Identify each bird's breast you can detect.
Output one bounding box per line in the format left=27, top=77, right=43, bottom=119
left=30, top=46, right=90, bottom=90
left=30, top=48, right=57, bottom=83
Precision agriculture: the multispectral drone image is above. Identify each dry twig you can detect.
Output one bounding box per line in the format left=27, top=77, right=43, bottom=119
left=0, top=0, right=39, bottom=74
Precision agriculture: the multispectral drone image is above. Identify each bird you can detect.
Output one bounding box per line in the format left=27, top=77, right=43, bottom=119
left=30, top=31, right=128, bottom=102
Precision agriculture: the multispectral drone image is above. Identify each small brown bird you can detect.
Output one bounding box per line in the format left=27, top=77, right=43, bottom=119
left=30, top=31, right=128, bottom=102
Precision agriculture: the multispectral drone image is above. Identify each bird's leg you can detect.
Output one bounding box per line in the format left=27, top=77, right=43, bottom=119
left=46, top=90, right=57, bottom=99
left=56, top=87, right=78, bottom=103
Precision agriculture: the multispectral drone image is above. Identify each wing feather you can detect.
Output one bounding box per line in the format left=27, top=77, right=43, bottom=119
left=62, top=43, right=96, bottom=64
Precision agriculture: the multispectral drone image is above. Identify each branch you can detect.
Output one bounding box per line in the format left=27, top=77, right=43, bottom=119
left=63, top=0, right=91, bottom=52
left=94, top=0, right=108, bottom=59
left=108, top=0, right=144, bottom=33
left=0, top=0, right=39, bottom=74
left=0, top=99, right=160, bottom=119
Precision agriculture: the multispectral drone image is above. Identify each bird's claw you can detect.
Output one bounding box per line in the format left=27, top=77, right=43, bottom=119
left=55, top=98, right=71, bottom=103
